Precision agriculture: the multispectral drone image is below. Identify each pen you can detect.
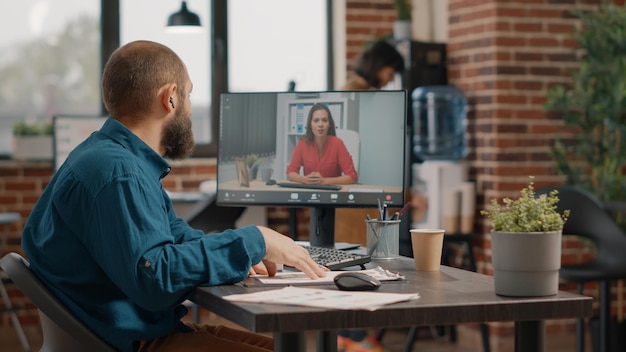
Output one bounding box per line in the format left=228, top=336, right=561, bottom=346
left=365, top=214, right=382, bottom=255
left=389, top=202, right=411, bottom=220
left=382, top=203, right=388, bottom=220
left=398, top=202, right=411, bottom=217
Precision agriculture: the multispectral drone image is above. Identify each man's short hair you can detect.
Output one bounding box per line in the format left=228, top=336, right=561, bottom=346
left=102, top=40, right=187, bottom=118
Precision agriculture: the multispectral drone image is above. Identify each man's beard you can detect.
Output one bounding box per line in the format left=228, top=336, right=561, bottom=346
left=161, top=108, right=195, bottom=160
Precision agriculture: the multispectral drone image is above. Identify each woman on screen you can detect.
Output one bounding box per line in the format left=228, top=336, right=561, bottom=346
left=287, top=103, right=357, bottom=185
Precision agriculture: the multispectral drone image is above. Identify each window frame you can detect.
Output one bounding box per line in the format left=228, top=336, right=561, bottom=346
left=101, top=0, right=333, bottom=158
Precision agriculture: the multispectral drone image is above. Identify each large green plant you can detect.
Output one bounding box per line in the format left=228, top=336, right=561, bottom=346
left=544, top=1, right=626, bottom=202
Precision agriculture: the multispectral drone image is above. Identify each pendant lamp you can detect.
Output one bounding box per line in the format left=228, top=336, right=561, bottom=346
left=166, top=1, right=202, bottom=33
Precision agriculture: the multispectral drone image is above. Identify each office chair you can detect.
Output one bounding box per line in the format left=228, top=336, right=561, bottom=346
left=335, top=129, right=360, bottom=171
left=0, top=252, right=116, bottom=352
left=536, top=186, right=626, bottom=352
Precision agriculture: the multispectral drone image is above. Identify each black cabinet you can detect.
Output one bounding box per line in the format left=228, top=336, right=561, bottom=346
left=395, top=39, right=448, bottom=93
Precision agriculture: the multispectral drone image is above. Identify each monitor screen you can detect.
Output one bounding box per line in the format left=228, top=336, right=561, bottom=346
left=216, top=90, right=408, bottom=209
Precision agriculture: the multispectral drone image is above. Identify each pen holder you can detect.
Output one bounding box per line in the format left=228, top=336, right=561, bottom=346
left=365, top=219, right=401, bottom=259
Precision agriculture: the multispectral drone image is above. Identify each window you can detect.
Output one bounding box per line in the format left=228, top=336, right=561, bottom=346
left=228, top=0, right=328, bottom=92
left=121, top=0, right=212, bottom=145
left=0, top=0, right=330, bottom=159
left=0, top=0, right=100, bottom=157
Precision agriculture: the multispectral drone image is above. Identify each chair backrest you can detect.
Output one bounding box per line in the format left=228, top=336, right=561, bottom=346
left=536, top=186, right=626, bottom=268
left=335, top=129, right=360, bottom=171
left=0, top=252, right=115, bottom=352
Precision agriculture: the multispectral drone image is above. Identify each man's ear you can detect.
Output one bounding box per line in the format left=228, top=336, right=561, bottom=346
left=161, top=83, right=177, bottom=113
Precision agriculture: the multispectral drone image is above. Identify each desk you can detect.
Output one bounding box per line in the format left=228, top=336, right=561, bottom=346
left=191, top=257, right=592, bottom=352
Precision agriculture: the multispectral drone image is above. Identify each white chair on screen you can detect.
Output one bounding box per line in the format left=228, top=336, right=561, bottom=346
left=335, top=129, right=360, bottom=172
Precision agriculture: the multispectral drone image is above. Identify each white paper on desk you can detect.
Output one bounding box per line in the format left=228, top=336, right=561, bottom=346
left=224, top=286, right=420, bottom=311
left=254, top=266, right=404, bottom=285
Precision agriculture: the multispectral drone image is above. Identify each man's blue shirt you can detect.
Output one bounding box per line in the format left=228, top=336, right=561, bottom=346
left=22, top=118, right=266, bottom=351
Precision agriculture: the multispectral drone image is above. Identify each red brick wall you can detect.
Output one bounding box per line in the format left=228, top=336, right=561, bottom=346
left=345, top=0, right=399, bottom=65
left=0, top=162, right=53, bottom=255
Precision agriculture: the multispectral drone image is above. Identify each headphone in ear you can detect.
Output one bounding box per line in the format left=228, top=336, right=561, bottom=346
left=169, top=98, right=175, bottom=109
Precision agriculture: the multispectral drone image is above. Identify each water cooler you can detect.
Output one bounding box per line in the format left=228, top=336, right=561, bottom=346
left=393, top=41, right=475, bottom=257
left=410, top=85, right=474, bottom=234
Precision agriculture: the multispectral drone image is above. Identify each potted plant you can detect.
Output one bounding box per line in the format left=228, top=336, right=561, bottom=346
left=245, top=153, right=259, bottom=180
left=481, top=177, right=570, bottom=296
left=393, top=0, right=412, bottom=40
left=11, top=120, right=54, bottom=161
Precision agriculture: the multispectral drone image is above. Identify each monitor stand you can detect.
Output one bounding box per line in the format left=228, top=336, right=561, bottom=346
left=308, top=207, right=335, bottom=248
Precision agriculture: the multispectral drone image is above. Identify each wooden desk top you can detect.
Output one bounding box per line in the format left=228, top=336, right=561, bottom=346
left=191, top=258, right=592, bottom=333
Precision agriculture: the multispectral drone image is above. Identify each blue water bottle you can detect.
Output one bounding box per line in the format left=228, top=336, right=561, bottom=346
left=411, top=85, right=467, bottom=161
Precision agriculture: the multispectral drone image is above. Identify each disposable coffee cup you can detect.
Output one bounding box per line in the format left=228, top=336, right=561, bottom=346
left=410, top=228, right=445, bottom=271
left=366, top=219, right=401, bottom=259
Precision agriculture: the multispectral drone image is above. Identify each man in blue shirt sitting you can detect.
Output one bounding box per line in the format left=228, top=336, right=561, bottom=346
left=21, top=40, right=326, bottom=352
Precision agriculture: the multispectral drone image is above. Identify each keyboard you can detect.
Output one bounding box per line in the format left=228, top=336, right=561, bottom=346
left=303, top=245, right=371, bottom=270
left=276, top=182, right=342, bottom=191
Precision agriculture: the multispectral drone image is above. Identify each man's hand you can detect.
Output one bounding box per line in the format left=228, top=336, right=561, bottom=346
left=256, top=226, right=327, bottom=279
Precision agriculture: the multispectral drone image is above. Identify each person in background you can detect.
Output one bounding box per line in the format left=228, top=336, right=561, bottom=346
left=342, top=39, right=405, bottom=90
left=287, top=102, right=358, bottom=185
left=336, top=38, right=405, bottom=352
left=21, top=40, right=326, bottom=352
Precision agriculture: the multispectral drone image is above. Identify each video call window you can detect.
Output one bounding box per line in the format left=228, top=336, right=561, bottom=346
left=216, top=90, right=408, bottom=208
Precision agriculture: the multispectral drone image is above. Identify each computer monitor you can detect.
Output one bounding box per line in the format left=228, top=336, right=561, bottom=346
left=216, top=90, right=408, bottom=247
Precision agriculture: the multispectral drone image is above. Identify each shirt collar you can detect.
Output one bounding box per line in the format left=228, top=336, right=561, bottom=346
left=99, top=117, right=172, bottom=179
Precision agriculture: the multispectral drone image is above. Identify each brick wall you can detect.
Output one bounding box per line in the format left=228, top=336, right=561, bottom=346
left=345, top=0, right=398, bottom=66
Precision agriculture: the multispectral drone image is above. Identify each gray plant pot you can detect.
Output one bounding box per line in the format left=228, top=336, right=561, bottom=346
left=490, top=230, right=562, bottom=297
left=393, top=20, right=412, bottom=40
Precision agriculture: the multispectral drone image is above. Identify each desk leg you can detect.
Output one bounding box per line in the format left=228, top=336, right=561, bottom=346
left=317, top=330, right=337, bottom=352
left=599, top=280, right=611, bottom=352
left=274, top=332, right=304, bottom=352
left=514, top=320, right=545, bottom=352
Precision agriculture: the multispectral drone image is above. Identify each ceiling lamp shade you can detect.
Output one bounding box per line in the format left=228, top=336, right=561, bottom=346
left=166, top=1, right=202, bottom=32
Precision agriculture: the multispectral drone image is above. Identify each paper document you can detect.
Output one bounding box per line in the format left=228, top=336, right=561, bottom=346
left=224, top=286, right=420, bottom=310
left=254, top=266, right=404, bottom=285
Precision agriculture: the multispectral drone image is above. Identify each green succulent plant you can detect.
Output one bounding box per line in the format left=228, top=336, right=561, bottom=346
left=245, top=153, right=258, bottom=168
left=481, top=177, right=570, bottom=233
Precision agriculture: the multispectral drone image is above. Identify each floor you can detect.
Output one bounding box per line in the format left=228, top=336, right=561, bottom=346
left=1, top=313, right=590, bottom=352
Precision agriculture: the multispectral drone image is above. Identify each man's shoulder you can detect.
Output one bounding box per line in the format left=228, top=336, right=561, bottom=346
left=67, top=137, right=144, bottom=184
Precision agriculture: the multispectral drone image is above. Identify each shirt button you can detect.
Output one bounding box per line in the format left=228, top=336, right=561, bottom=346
left=144, top=260, right=151, bottom=268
